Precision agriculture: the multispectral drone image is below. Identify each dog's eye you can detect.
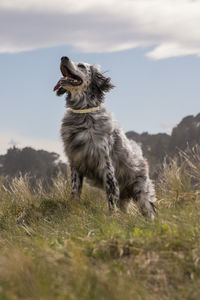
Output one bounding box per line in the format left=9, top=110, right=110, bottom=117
left=78, top=64, right=86, bottom=69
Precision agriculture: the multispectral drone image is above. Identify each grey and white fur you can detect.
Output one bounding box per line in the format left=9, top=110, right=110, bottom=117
left=56, top=56, right=156, bottom=219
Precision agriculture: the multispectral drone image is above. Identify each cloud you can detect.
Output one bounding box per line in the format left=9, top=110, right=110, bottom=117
left=0, top=130, right=66, bottom=161
left=0, top=0, right=200, bottom=59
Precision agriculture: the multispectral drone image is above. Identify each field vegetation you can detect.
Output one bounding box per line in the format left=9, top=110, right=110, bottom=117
left=0, top=147, right=200, bottom=299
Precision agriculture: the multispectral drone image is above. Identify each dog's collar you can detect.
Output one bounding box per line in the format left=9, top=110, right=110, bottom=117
left=68, top=106, right=101, bottom=114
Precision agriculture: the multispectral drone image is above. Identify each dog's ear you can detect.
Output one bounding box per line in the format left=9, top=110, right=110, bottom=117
left=56, top=87, right=67, bottom=96
left=90, top=65, right=115, bottom=96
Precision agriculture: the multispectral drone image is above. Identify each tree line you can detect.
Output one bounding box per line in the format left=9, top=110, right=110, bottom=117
left=126, top=113, right=200, bottom=178
left=0, top=147, right=67, bottom=186
left=1, top=113, right=200, bottom=180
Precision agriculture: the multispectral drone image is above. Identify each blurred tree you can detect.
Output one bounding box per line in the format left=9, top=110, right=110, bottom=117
left=0, top=147, right=67, bottom=184
left=126, top=113, right=200, bottom=178
left=169, top=114, right=200, bottom=154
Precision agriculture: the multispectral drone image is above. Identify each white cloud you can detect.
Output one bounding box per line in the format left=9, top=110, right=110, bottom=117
left=0, top=130, right=66, bottom=161
left=0, top=0, right=200, bottom=59
left=147, top=43, right=200, bottom=60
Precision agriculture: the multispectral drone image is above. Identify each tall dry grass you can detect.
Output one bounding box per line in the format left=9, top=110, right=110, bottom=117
left=158, top=145, right=200, bottom=206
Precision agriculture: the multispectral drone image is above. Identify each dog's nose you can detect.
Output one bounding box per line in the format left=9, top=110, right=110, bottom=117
left=61, top=56, right=69, bottom=61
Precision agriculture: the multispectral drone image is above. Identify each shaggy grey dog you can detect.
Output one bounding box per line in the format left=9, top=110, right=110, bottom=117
left=54, top=56, right=156, bottom=219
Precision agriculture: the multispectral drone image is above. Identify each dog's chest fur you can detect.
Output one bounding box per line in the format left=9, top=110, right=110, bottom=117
left=61, top=108, right=115, bottom=180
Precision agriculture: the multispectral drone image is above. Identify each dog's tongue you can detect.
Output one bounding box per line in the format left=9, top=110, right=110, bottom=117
left=53, top=78, right=63, bottom=91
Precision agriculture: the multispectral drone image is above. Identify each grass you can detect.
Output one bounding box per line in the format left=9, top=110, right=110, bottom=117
left=0, top=148, right=200, bottom=299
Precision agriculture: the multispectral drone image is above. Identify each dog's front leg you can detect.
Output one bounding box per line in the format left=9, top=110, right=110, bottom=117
left=70, top=165, right=83, bottom=200
left=104, top=159, right=120, bottom=213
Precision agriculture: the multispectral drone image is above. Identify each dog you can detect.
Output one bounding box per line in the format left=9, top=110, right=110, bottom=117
left=54, top=56, right=156, bottom=219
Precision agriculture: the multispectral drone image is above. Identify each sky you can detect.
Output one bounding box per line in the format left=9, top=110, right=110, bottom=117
left=0, top=0, right=200, bottom=161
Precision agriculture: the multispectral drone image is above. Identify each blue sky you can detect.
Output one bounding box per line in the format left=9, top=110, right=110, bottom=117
left=0, top=0, right=200, bottom=160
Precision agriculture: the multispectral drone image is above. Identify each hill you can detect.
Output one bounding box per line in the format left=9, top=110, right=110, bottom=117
left=0, top=146, right=200, bottom=299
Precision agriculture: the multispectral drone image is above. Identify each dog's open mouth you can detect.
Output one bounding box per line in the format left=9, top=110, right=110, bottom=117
left=53, top=64, right=83, bottom=91
left=60, top=65, right=83, bottom=86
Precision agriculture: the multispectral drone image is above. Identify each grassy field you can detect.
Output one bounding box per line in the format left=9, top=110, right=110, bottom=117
left=0, top=149, right=200, bottom=299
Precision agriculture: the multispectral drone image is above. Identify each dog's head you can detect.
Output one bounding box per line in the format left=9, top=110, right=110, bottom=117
left=54, top=57, right=114, bottom=100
